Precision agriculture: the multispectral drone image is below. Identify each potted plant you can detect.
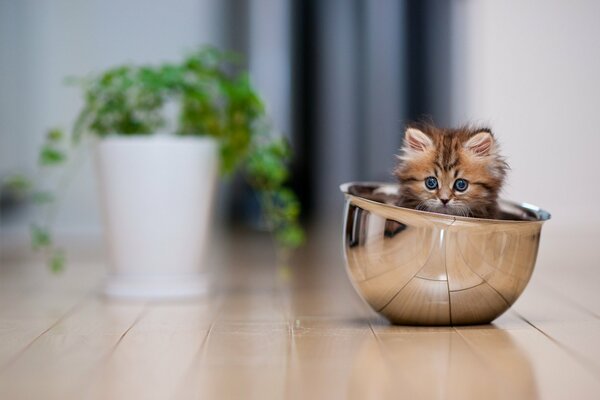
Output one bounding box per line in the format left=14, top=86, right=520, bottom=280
left=27, top=47, right=303, bottom=298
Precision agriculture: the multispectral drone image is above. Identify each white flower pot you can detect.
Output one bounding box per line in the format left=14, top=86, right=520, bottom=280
left=95, top=135, right=218, bottom=299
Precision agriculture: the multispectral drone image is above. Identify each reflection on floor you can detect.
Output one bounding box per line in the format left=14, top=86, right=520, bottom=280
left=0, top=223, right=599, bottom=399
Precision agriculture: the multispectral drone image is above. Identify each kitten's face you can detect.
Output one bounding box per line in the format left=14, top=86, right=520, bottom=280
left=395, top=124, right=507, bottom=218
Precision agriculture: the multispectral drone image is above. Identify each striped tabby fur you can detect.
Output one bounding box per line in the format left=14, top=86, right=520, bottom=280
left=394, top=123, right=508, bottom=219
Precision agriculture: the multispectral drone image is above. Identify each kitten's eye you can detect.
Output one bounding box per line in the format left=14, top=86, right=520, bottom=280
left=454, top=178, right=469, bottom=192
left=425, top=176, right=438, bottom=190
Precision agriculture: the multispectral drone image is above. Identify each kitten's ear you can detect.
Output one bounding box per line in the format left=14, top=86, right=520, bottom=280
left=465, top=130, right=494, bottom=157
left=403, top=128, right=433, bottom=153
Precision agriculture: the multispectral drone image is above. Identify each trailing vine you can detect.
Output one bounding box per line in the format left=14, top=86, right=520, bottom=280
left=17, top=46, right=304, bottom=271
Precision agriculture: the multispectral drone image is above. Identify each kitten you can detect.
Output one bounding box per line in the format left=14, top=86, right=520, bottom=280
left=394, top=123, right=508, bottom=219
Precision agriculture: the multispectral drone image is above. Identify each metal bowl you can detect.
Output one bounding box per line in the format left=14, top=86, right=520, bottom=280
left=341, top=182, right=551, bottom=326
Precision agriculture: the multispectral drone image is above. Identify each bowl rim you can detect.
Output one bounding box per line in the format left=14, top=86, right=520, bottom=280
left=340, top=181, right=551, bottom=224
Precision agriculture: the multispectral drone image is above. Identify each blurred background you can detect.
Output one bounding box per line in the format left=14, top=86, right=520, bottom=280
left=1, top=0, right=599, bottom=241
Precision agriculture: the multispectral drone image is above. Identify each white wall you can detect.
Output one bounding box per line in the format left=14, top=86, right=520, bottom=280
left=248, top=0, right=292, bottom=140
left=452, top=0, right=600, bottom=227
left=0, top=0, right=225, bottom=234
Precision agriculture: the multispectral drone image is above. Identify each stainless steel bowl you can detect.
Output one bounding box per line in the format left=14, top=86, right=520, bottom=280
left=341, top=182, right=551, bottom=326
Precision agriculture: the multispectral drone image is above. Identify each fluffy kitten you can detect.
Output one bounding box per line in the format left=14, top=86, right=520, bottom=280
left=394, top=123, right=508, bottom=219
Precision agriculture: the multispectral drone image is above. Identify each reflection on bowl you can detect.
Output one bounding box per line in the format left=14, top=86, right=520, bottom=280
left=340, top=182, right=551, bottom=326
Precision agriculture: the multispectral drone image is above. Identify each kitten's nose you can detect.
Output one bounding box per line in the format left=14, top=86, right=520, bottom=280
left=440, top=198, right=450, bottom=205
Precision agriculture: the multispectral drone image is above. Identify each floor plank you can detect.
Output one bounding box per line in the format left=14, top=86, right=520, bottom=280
left=287, top=318, right=386, bottom=400
left=457, top=312, right=600, bottom=400
left=0, top=297, right=146, bottom=400
left=0, top=226, right=599, bottom=399
left=84, top=302, right=217, bottom=400
left=0, top=262, right=101, bottom=368
left=512, top=279, right=600, bottom=377
left=180, top=289, right=290, bottom=400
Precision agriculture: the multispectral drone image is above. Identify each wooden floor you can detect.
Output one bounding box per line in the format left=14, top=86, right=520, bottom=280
left=0, top=223, right=599, bottom=399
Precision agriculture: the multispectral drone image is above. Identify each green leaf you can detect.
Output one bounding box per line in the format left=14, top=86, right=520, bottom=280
left=49, top=249, right=65, bottom=273
left=39, top=145, right=66, bottom=166
left=32, top=191, right=55, bottom=204
left=246, top=146, right=289, bottom=189
left=276, top=224, right=305, bottom=248
left=3, top=174, right=31, bottom=192
left=46, top=129, right=64, bottom=142
left=31, top=225, right=51, bottom=250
